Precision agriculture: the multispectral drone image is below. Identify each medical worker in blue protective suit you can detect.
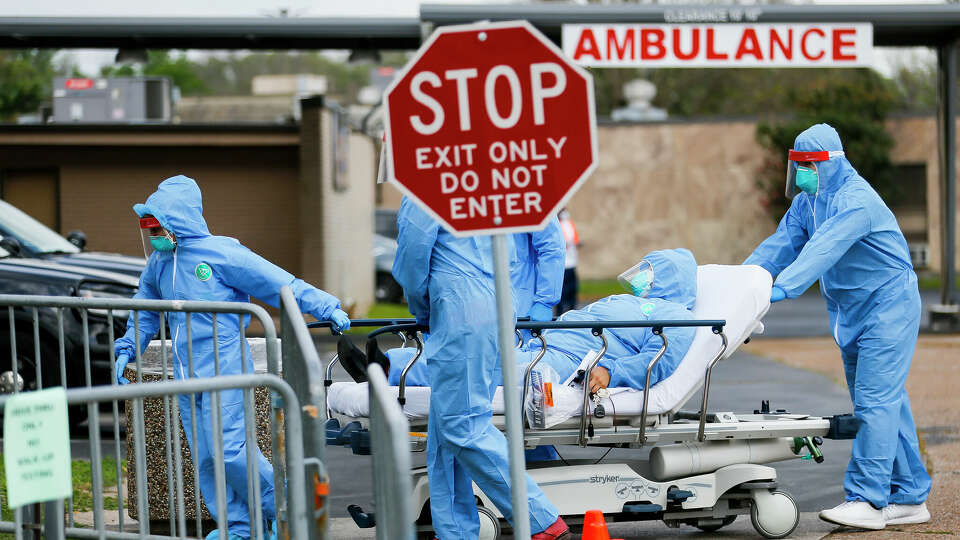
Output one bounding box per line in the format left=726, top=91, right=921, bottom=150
left=385, top=248, right=697, bottom=392
left=745, top=124, right=931, bottom=530
left=113, top=175, right=350, bottom=540
left=511, top=219, right=565, bottom=462
left=392, top=197, right=569, bottom=540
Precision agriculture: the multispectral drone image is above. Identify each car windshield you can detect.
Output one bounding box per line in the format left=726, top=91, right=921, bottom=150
left=0, top=200, right=80, bottom=254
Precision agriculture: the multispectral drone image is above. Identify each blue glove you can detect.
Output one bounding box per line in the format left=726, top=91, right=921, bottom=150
left=115, top=353, right=131, bottom=385
left=527, top=302, right=554, bottom=322
left=331, top=309, right=351, bottom=333
left=770, top=286, right=787, bottom=303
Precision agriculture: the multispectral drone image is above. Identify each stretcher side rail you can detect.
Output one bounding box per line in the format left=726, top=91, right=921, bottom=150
left=515, top=319, right=725, bottom=446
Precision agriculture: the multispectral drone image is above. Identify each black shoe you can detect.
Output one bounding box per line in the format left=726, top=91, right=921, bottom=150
left=337, top=336, right=368, bottom=383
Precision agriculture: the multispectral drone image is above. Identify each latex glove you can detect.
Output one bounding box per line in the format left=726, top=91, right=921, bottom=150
left=331, top=309, right=351, bottom=333
left=527, top=302, right=554, bottom=322
left=115, top=353, right=131, bottom=385
left=770, top=286, right=787, bottom=303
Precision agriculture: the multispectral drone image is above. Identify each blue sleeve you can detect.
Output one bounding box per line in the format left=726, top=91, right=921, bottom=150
left=114, top=260, right=162, bottom=358
left=598, top=325, right=695, bottom=390
left=774, top=198, right=872, bottom=298
left=743, top=198, right=809, bottom=278
left=530, top=218, right=565, bottom=309
left=392, top=201, right=437, bottom=326
left=217, top=240, right=341, bottom=321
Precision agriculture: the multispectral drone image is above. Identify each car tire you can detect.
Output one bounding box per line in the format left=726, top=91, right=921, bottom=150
left=375, top=271, right=404, bottom=304
left=0, top=327, right=88, bottom=430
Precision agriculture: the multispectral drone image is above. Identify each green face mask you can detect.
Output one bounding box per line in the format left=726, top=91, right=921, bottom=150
left=795, top=165, right=819, bottom=195
left=628, top=270, right=654, bottom=297
left=149, top=235, right=176, bottom=252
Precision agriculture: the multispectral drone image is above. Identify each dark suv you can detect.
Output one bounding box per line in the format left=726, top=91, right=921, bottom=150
left=0, top=245, right=138, bottom=426
left=0, top=199, right=145, bottom=278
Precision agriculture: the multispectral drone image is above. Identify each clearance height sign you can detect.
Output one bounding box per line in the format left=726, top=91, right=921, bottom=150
left=562, top=23, right=873, bottom=67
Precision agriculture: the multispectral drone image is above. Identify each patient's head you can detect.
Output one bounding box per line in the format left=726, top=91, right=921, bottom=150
left=621, top=249, right=697, bottom=309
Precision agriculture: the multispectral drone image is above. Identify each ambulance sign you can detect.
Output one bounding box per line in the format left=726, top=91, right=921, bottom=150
left=563, top=23, right=873, bottom=68
left=385, top=21, right=597, bottom=236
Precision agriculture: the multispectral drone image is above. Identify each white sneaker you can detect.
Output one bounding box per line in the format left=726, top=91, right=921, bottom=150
left=819, top=501, right=885, bottom=530
left=882, top=502, right=930, bottom=525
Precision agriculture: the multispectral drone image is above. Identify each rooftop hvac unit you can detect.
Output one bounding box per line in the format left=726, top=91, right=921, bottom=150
left=52, top=77, right=172, bottom=124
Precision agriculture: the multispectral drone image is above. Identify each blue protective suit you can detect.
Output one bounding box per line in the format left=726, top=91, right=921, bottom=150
left=392, top=197, right=559, bottom=539
left=114, top=175, right=341, bottom=537
left=388, top=249, right=697, bottom=390
left=511, top=219, right=565, bottom=318
left=744, top=124, right=931, bottom=509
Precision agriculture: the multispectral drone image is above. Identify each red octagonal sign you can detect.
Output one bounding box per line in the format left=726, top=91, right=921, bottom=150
left=385, top=21, right=597, bottom=236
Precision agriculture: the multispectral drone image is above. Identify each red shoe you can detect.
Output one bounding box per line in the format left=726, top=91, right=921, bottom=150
left=531, top=517, right=570, bottom=540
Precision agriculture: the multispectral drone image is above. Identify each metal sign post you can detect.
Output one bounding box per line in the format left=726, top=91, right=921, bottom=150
left=491, top=233, right=530, bottom=539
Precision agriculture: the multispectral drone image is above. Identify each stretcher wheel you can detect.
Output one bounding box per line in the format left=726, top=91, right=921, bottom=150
left=477, top=506, right=501, bottom=540
left=750, top=490, right=799, bottom=539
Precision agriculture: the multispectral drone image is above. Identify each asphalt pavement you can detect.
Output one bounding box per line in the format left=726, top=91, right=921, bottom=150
left=757, top=288, right=940, bottom=338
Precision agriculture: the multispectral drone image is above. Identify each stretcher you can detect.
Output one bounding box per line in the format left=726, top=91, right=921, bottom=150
left=320, top=265, right=858, bottom=539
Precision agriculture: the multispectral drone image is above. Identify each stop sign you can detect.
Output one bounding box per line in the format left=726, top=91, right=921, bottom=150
left=384, top=21, right=597, bottom=236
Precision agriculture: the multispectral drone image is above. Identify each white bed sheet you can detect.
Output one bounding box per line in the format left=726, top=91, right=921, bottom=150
left=328, top=264, right=772, bottom=422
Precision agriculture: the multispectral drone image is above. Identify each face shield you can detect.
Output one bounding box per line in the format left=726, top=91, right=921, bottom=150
left=785, top=149, right=845, bottom=199
left=139, top=216, right=175, bottom=258
left=618, top=260, right=654, bottom=297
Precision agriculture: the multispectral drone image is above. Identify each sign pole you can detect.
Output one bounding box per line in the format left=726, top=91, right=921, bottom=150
left=491, top=233, right=531, bottom=540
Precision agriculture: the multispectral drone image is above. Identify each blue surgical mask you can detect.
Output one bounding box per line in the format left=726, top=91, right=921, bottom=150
left=795, top=165, right=819, bottom=195
left=149, top=235, right=176, bottom=252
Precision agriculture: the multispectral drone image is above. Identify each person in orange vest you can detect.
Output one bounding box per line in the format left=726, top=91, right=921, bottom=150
left=556, top=208, right=580, bottom=315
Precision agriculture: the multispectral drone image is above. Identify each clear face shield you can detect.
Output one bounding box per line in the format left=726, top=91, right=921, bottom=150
left=139, top=216, right=175, bottom=258
left=784, top=149, right=844, bottom=199
left=618, top=260, right=654, bottom=297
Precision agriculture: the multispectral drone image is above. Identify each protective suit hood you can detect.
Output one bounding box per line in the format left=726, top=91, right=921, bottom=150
left=644, top=248, right=697, bottom=309
left=133, top=175, right=210, bottom=239
left=793, top=123, right=858, bottom=195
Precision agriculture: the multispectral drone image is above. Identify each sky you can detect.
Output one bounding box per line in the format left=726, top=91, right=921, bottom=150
left=1, top=0, right=941, bottom=79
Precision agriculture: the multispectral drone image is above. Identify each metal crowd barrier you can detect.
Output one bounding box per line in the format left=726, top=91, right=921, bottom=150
left=366, top=365, right=413, bottom=540
left=0, top=293, right=317, bottom=539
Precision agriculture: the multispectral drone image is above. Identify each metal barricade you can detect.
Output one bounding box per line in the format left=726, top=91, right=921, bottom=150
left=0, top=294, right=312, bottom=539
left=366, top=365, right=413, bottom=540
left=278, top=286, right=329, bottom=540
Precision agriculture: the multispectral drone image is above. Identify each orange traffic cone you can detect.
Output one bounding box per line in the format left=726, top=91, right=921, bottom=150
left=581, top=509, right=612, bottom=540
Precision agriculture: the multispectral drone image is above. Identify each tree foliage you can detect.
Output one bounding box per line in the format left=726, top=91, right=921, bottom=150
left=755, top=69, right=899, bottom=219
left=0, top=50, right=57, bottom=121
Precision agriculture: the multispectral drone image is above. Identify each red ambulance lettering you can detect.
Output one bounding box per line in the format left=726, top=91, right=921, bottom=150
left=607, top=28, right=636, bottom=61
left=735, top=28, right=763, bottom=60
left=802, top=28, right=826, bottom=61
left=770, top=28, right=793, bottom=61
left=833, top=28, right=857, bottom=61
left=641, top=28, right=666, bottom=60
left=573, top=28, right=602, bottom=61
left=673, top=28, right=700, bottom=60
left=706, top=28, right=728, bottom=60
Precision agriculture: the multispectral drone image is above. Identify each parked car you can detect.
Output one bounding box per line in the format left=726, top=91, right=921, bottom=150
left=0, top=199, right=145, bottom=278
left=373, top=233, right=403, bottom=303
left=0, top=247, right=138, bottom=427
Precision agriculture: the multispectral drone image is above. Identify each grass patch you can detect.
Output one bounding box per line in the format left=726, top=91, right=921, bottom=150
left=917, top=274, right=960, bottom=292
left=578, top=279, right=624, bottom=301
left=0, top=454, right=126, bottom=524
left=343, top=303, right=415, bottom=335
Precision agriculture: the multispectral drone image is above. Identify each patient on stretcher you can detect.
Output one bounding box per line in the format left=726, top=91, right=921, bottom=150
left=339, top=249, right=698, bottom=393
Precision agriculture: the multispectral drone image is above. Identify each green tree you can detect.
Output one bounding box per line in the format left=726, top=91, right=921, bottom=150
left=755, top=69, right=899, bottom=219
left=0, top=50, right=56, bottom=121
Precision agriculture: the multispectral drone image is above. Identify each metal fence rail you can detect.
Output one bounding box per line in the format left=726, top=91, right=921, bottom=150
left=367, top=364, right=413, bottom=540
left=278, top=286, right=329, bottom=540
left=0, top=293, right=311, bottom=539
